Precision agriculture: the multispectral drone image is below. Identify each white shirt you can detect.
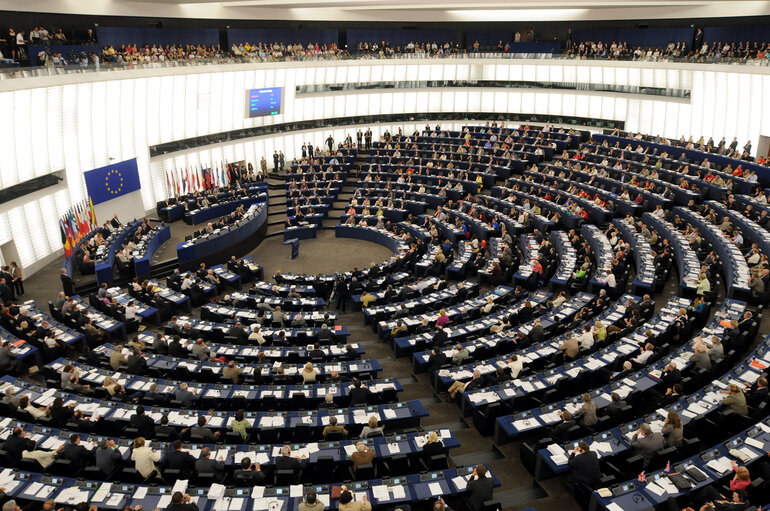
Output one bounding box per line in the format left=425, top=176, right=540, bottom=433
left=125, top=306, right=138, bottom=321
left=507, top=359, right=523, bottom=378
left=577, top=332, right=594, bottom=350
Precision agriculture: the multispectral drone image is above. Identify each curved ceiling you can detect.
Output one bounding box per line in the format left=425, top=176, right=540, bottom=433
left=3, top=0, right=770, bottom=22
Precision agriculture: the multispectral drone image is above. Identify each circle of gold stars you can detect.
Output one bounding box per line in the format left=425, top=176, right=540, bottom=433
left=105, top=169, right=124, bottom=195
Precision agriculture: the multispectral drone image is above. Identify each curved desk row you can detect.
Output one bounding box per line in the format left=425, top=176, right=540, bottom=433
left=177, top=205, right=268, bottom=267
left=133, top=224, right=171, bottom=277
left=334, top=225, right=409, bottom=254
left=642, top=212, right=700, bottom=296
left=94, top=220, right=142, bottom=284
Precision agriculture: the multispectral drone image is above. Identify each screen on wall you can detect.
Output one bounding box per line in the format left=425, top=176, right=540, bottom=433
left=247, top=87, right=282, bottom=118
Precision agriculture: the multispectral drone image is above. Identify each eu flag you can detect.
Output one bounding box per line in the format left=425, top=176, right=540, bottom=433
left=84, top=158, right=142, bottom=205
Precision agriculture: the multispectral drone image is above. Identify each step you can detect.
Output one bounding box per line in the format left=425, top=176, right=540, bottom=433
left=264, top=230, right=285, bottom=238
left=267, top=219, right=285, bottom=227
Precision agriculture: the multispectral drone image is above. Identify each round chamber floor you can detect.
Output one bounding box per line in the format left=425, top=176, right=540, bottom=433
left=246, top=228, right=396, bottom=278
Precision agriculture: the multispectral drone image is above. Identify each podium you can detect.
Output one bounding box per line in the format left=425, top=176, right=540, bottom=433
left=283, top=238, right=300, bottom=259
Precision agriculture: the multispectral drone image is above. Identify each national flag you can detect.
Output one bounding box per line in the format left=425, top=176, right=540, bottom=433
left=171, top=168, right=179, bottom=197
left=183, top=167, right=190, bottom=195
left=63, top=221, right=74, bottom=257
left=637, top=471, right=646, bottom=483
left=89, top=197, right=97, bottom=227
left=165, top=169, right=172, bottom=196
left=194, top=165, right=201, bottom=191
left=664, top=461, right=671, bottom=473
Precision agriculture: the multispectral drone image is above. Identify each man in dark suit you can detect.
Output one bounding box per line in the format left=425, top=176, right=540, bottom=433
left=427, top=346, right=448, bottom=373
left=195, top=447, right=225, bottom=481
left=746, top=377, right=769, bottom=408
left=166, top=440, right=197, bottom=479
left=0, top=278, right=13, bottom=303
left=528, top=319, right=545, bottom=344
left=1, top=427, right=36, bottom=463
left=191, top=416, right=220, bottom=442
left=550, top=411, right=576, bottom=443
left=59, top=434, right=90, bottom=471
left=167, top=492, right=200, bottom=511
left=348, top=379, right=372, bottom=406
left=465, top=464, right=494, bottom=511
left=234, top=457, right=267, bottom=485
left=228, top=322, right=247, bottom=341
left=630, top=423, right=665, bottom=468
left=94, top=439, right=123, bottom=477
left=129, top=406, right=155, bottom=438
left=566, top=441, right=602, bottom=489
left=275, top=445, right=307, bottom=475
left=110, top=214, right=122, bottom=229
left=126, top=349, right=147, bottom=375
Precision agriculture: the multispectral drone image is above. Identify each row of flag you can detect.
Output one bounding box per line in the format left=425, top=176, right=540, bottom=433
left=164, top=163, right=232, bottom=197
left=60, top=197, right=97, bottom=257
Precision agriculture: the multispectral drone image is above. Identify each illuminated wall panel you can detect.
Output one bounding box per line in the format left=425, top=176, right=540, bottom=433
left=1, top=58, right=766, bottom=272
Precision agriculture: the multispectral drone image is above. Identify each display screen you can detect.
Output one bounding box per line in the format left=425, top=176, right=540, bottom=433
left=247, top=87, right=282, bottom=118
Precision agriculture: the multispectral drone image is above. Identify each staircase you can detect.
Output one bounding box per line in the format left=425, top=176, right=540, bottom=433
left=263, top=150, right=369, bottom=238
left=264, top=178, right=289, bottom=238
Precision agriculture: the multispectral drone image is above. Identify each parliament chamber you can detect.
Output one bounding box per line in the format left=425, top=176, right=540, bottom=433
left=2, top=3, right=770, bottom=511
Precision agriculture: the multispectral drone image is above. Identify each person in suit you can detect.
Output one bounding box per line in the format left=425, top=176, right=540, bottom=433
left=175, top=383, right=198, bottom=408
left=661, top=411, right=684, bottom=448
left=529, top=319, right=545, bottom=344
left=427, top=346, right=448, bottom=373
left=576, top=394, right=598, bottom=426
left=605, top=392, right=627, bottom=418
left=746, top=377, right=769, bottom=408
left=166, top=440, right=196, bottom=479
left=318, top=393, right=336, bottom=409
left=322, top=416, right=348, bottom=438
left=60, top=268, right=75, bottom=296
left=298, top=491, right=324, bottom=511
left=191, top=416, right=220, bottom=442
left=59, top=434, right=89, bottom=471
left=465, top=464, right=494, bottom=511
left=691, top=345, right=712, bottom=371
left=348, top=379, right=372, bottom=406
left=195, top=447, right=225, bottom=481
left=558, top=333, right=579, bottom=362
left=126, top=348, right=147, bottom=375
left=129, top=406, right=155, bottom=438
left=228, top=322, right=247, bottom=342
left=234, top=457, right=267, bottom=485
left=550, top=411, right=576, bottom=443
left=152, top=334, right=169, bottom=355
left=566, top=441, right=602, bottom=489
left=350, top=442, right=375, bottom=473
left=167, top=492, right=200, bottom=511
left=721, top=384, right=749, bottom=415
left=1, top=427, right=36, bottom=463
left=275, top=445, right=307, bottom=476
left=422, top=431, right=445, bottom=458
left=94, top=439, right=123, bottom=477
left=630, top=423, right=665, bottom=468
left=131, top=437, right=161, bottom=480
left=339, top=489, right=371, bottom=511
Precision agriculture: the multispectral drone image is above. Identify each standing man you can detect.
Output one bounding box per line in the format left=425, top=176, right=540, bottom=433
left=357, top=129, right=363, bottom=148
left=326, top=134, right=334, bottom=153
left=301, top=143, right=307, bottom=158
left=273, top=151, right=280, bottom=171
left=279, top=151, right=285, bottom=172
left=365, top=128, right=372, bottom=150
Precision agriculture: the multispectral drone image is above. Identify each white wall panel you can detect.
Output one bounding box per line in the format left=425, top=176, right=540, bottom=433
left=2, top=59, right=768, bottom=272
